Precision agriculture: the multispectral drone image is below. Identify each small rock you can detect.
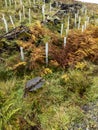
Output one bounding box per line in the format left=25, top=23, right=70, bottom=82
left=29, top=80, right=45, bottom=91
left=24, top=77, right=45, bottom=96
left=25, top=77, right=42, bottom=89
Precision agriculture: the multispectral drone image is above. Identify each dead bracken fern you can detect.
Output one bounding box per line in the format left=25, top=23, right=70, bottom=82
left=7, top=24, right=98, bottom=70
left=50, top=26, right=98, bottom=68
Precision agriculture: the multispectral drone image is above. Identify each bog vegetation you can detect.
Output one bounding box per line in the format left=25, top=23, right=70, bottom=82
left=0, top=0, right=98, bottom=130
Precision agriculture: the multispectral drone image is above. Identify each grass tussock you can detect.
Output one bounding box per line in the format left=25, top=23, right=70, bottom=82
left=0, top=66, right=98, bottom=129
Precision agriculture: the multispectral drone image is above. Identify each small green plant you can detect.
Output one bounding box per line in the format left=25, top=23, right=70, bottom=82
left=60, top=70, right=93, bottom=97
left=0, top=64, right=13, bottom=81
left=38, top=104, right=84, bottom=130
left=0, top=99, right=21, bottom=130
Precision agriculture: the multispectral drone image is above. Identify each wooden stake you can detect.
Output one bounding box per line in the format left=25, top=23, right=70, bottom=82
left=45, top=43, right=48, bottom=65
left=29, top=8, right=31, bottom=24
left=64, top=37, right=67, bottom=48
left=2, top=14, right=8, bottom=33
left=9, top=15, right=15, bottom=28
left=4, top=0, right=8, bottom=7
left=20, top=47, right=24, bottom=61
